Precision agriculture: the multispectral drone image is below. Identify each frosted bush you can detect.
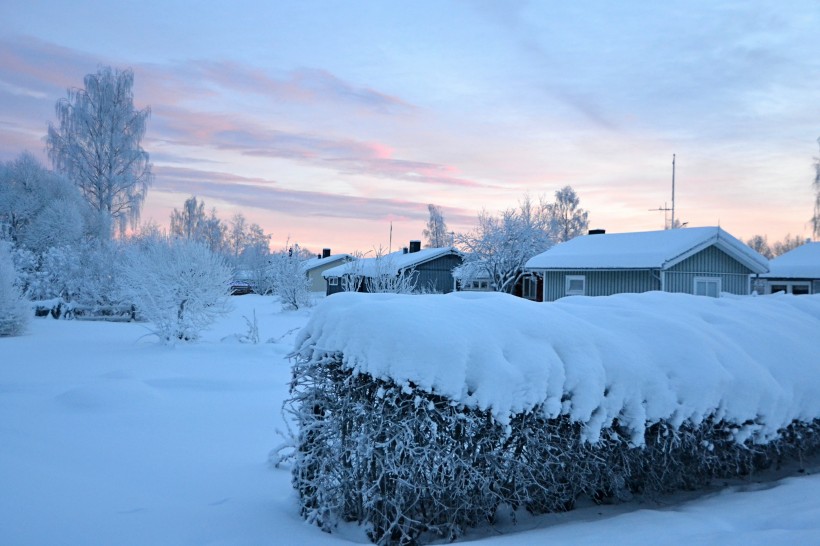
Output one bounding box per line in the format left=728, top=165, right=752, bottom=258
left=118, top=236, right=232, bottom=343
left=0, top=242, right=29, bottom=336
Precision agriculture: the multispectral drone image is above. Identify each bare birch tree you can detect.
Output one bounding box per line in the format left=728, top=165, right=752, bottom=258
left=47, top=66, right=152, bottom=238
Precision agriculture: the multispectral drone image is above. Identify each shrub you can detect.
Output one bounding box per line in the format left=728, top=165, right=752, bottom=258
left=287, top=355, right=820, bottom=545
left=117, top=236, right=232, bottom=343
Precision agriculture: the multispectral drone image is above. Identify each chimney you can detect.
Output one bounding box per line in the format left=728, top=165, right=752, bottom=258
left=588, top=229, right=606, bottom=235
left=322, top=248, right=331, bottom=258
left=402, top=247, right=408, bottom=254
left=317, top=253, right=321, bottom=259
left=409, top=240, right=421, bottom=253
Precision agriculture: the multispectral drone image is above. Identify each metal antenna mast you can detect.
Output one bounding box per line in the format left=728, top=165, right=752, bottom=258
left=671, top=154, right=676, bottom=229
left=648, top=154, right=677, bottom=229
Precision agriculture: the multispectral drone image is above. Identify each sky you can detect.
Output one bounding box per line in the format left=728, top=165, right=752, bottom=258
left=0, top=1, right=818, bottom=254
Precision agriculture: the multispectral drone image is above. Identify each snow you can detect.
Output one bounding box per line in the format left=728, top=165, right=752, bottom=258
left=322, top=247, right=458, bottom=278
left=302, top=253, right=352, bottom=272
left=525, top=226, right=769, bottom=272
left=2, top=293, right=820, bottom=545
left=295, top=291, right=820, bottom=443
left=761, top=242, right=820, bottom=279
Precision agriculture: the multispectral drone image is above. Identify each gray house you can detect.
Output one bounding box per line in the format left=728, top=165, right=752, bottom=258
left=323, top=241, right=462, bottom=296
left=524, top=226, right=769, bottom=302
left=759, top=242, right=820, bottom=295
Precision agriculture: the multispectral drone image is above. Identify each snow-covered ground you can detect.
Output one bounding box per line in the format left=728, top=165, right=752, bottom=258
left=1, top=294, right=819, bottom=545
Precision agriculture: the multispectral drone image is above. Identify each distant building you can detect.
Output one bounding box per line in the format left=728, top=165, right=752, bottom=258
left=302, top=249, right=353, bottom=292
left=759, top=242, right=820, bottom=295
left=525, top=227, right=768, bottom=301
left=323, top=241, right=462, bottom=295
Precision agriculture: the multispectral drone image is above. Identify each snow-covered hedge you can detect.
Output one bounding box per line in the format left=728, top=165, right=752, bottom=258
left=288, top=292, right=820, bottom=544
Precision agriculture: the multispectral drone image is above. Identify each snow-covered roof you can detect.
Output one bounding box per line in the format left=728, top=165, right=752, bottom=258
left=322, top=247, right=460, bottom=278
left=301, top=254, right=352, bottom=272
left=525, top=226, right=768, bottom=273
left=760, top=242, right=820, bottom=279
left=294, top=291, right=820, bottom=445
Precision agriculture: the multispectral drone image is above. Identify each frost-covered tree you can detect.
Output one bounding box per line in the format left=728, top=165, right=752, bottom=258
left=548, top=185, right=589, bottom=243
left=269, top=244, right=312, bottom=310
left=0, top=242, right=28, bottom=336
left=117, top=236, right=232, bottom=342
left=170, top=196, right=207, bottom=240
left=457, top=194, right=554, bottom=294
left=423, top=204, right=449, bottom=248
left=47, top=66, right=152, bottom=238
left=0, top=153, right=90, bottom=253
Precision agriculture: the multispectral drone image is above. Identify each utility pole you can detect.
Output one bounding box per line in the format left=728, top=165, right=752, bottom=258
left=389, top=221, right=393, bottom=253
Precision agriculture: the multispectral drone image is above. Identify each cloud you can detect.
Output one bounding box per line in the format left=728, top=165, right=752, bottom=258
left=152, top=165, right=477, bottom=226
left=151, top=106, right=485, bottom=188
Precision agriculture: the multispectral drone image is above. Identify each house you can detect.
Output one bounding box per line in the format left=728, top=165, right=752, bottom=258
left=452, top=261, right=492, bottom=292
left=524, top=226, right=768, bottom=302
left=759, top=242, right=820, bottom=295
left=323, top=241, right=462, bottom=295
left=302, top=249, right=354, bottom=292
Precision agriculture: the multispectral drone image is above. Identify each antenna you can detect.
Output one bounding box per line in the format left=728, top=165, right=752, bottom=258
left=649, top=202, right=672, bottom=229
left=671, top=154, right=676, bottom=229
left=648, top=154, right=678, bottom=230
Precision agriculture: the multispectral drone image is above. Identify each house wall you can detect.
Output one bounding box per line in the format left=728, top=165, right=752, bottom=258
left=414, top=254, right=462, bottom=293
left=541, top=245, right=755, bottom=301
left=542, top=270, right=658, bottom=302
left=665, top=246, right=753, bottom=295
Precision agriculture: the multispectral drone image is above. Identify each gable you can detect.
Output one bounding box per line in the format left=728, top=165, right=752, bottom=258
left=668, top=245, right=755, bottom=275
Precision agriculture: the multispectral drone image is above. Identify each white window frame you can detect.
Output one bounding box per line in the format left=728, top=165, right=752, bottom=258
left=328, top=277, right=338, bottom=286
left=565, top=275, right=586, bottom=296
left=766, top=281, right=811, bottom=295
left=694, top=276, right=721, bottom=298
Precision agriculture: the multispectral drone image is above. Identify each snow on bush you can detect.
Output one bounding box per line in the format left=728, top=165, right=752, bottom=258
left=117, top=236, right=232, bottom=343
left=269, top=248, right=312, bottom=310
left=0, top=242, right=29, bottom=336
left=288, top=292, right=820, bottom=544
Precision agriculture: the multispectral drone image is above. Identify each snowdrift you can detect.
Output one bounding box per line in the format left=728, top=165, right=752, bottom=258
left=289, top=292, right=820, bottom=544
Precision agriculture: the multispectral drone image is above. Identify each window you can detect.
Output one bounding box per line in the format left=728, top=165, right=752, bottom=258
left=522, top=276, right=538, bottom=300
left=565, top=275, right=585, bottom=296
left=768, top=281, right=811, bottom=295
left=328, top=277, right=338, bottom=286
left=694, top=276, right=721, bottom=298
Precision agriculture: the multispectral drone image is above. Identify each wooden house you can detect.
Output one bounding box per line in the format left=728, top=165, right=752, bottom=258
left=759, top=242, right=820, bottom=295
left=524, top=227, right=768, bottom=302
left=323, top=241, right=462, bottom=296
left=302, top=249, right=353, bottom=292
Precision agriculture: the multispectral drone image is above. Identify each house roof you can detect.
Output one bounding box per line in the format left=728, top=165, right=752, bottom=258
left=525, top=226, right=769, bottom=273
left=760, top=242, right=820, bottom=279
left=323, top=247, right=460, bottom=278
left=302, top=254, right=352, bottom=272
